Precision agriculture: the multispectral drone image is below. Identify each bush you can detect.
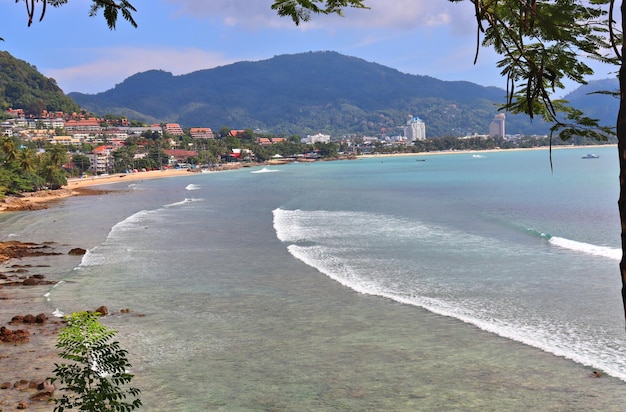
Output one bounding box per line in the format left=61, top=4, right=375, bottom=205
left=50, top=311, right=141, bottom=412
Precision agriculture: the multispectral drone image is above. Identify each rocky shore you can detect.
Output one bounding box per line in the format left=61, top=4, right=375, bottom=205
left=0, top=240, right=135, bottom=411
left=0, top=165, right=250, bottom=410
left=0, top=241, right=70, bottom=411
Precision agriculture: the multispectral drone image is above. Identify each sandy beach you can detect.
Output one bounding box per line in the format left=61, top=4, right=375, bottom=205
left=0, top=167, right=208, bottom=410
left=0, top=145, right=616, bottom=410
left=0, top=144, right=614, bottom=213
left=0, top=167, right=229, bottom=213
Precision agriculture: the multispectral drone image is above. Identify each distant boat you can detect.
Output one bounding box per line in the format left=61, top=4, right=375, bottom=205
left=582, top=154, right=599, bottom=159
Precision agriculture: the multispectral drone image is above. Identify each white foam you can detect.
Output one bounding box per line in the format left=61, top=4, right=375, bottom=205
left=185, top=184, right=201, bottom=191
left=273, top=207, right=626, bottom=382
left=549, top=236, right=621, bottom=260
left=251, top=167, right=281, bottom=174
left=164, top=198, right=204, bottom=208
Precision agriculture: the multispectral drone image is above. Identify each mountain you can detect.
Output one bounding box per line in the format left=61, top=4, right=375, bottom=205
left=563, top=78, right=618, bottom=129
left=0, top=51, right=80, bottom=115
left=69, top=51, right=550, bottom=137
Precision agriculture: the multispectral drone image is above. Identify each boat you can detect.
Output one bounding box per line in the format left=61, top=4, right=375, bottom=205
left=582, top=154, right=599, bottom=159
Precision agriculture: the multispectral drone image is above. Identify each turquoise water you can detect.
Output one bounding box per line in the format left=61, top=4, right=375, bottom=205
left=3, top=146, right=626, bottom=410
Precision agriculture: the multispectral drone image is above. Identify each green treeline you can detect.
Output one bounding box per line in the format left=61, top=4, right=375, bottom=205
left=0, top=136, right=68, bottom=196
left=0, top=51, right=80, bottom=116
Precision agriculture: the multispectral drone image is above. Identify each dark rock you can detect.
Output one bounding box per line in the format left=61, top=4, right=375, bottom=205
left=11, top=315, right=25, bottom=324
left=23, top=314, right=36, bottom=324
left=30, top=391, right=54, bottom=401
left=17, top=400, right=29, bottom=409
left=68, top=248, right=87, bottom=256
left=22, top=277, right=40, bottom=286
left=1, top=381, right=11, bottom=389
left=20, top=277, right=55, bottom=286
left=14, top=379, right=29, bottom=389
left=95, top=306, right=108, bottom=316
left=35, top=313, right=47, bottom=323
left=0, top=327, right=30, bottom=343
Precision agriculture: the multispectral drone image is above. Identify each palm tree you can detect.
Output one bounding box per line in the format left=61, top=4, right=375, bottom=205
left=17, top=147, right=37, bottom=174
left=1, top=137, right=18, bottom=164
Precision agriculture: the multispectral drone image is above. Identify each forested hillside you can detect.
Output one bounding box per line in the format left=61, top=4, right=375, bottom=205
left=0, top=51, right=80, bottom=115
left=563, top=78, right=618, bottom=130
left=69, top=51, right=551, bottom=137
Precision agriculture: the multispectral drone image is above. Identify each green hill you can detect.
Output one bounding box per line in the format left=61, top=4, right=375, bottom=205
left=69, top=51, right=550, bottom=137
left=0, top=51, right=80, bottom=115
left=563, top=78, right=618, bottom=129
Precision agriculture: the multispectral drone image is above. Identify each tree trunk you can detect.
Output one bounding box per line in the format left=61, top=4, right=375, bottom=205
left=619, top=1, right=626, bottom=330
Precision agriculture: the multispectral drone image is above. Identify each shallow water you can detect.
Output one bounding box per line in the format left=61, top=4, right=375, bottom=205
left=3, top=147, right=626, bottom=410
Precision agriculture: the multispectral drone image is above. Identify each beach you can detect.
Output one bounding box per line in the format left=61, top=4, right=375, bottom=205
left=0, top=168, right=203, bottom=410
left=1, top=145, right=625, bottom=410
left=0, top=168, right=200, bottom=213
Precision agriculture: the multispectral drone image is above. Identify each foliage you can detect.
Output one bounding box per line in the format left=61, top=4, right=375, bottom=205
left=13, top=0, right=136, bottom=30
left=271, top=0, right=367, bottom=25
left=69, top=52, right=553, bottom=138
left=0, top=51, right=80, bottom=112
left=274, top=1, right=626, bottom=326
left=51, top=311, right=141, bottom=412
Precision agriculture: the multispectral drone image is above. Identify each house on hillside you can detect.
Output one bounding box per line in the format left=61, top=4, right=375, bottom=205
left=164, top=123, right=184, bottom=135
left=190, top=127, right=214, bottom=139
left=65, top=118, right=102, bottom=132
left=229, top=130, right=245, bottom=137
left=51, top=135, right=80, bottom=145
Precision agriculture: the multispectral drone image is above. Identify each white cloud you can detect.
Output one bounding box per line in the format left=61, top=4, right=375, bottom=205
left=163, top=0, right=477, bottom=35
left=45, top=47, right=234, bottom=94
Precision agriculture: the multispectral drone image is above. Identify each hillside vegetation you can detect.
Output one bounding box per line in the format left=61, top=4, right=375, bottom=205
left=70, top=51, right=553, bottom=137
left=0, top=51, right=80, bottom=116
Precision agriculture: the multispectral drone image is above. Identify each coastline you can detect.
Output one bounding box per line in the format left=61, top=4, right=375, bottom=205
left=0, top=144, right=618, bottom=409
left=0, top=167, right=207, bottom=410
left=0, top=167, right=216, bottom=213
left=358, top=143, right=615, bottom=158
left=0, top=144, right=614, bottom=214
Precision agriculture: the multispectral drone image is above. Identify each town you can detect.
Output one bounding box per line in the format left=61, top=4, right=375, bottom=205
left=0, top=107, right=599, bottom=196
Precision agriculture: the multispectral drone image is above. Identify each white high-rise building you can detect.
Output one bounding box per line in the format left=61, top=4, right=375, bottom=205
left=489, top=113, right=506, bottom=137
left=405, top=116, right=426, bottom=141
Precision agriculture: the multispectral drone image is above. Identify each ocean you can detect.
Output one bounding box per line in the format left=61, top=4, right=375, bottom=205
left=3, top=146, right=626, bottom=411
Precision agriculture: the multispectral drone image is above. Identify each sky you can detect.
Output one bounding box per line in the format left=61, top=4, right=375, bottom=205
left=0, top=0, right=616, bottom=96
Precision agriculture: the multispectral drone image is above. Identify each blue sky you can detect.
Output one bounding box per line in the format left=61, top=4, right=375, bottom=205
left=0, top=0, right=615, bottom=95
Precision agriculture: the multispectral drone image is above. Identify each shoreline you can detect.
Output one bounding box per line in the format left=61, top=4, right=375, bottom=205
left=0, top=144, right=614, bottom=214
left=0, top=241, right=74, bottom=410
left=0, top=166, right=231, bottom=213
left=0, top=143, right=619, bottom=409
left=357, top=143, right=615, bottom=158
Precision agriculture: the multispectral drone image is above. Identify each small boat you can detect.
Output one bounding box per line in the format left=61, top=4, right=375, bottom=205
left=582, top=153, right=599, bottom=159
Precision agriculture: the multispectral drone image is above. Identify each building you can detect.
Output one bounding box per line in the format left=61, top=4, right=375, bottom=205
left=88, top=145, right=116, bottom=174
left=163, top=149, right=198, bottom=166
left=64, top=118, right=102, bottom=132
left=489, top=113, right=506, bottom=137
left=404, top=116, right=426, bottom=141
left=303, top=133, right=330, bottom=144
left=190, top=127, right=214, bottom=139
left=164, top=123, right=184, bottom=135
